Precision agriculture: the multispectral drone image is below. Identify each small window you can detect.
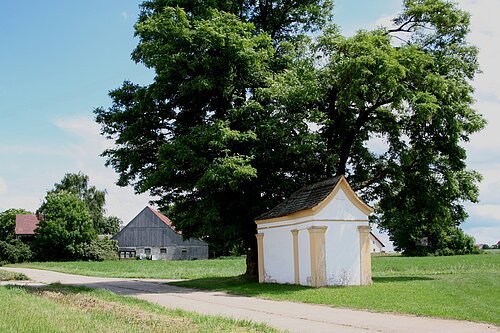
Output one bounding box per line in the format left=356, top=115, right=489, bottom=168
left=120, top=252, right=125, bottom=258
left=160, top=248, right=167, bottom=254
left=145, top=248, right=151, bottom=255
left=181, top=248, right=187, bottom=254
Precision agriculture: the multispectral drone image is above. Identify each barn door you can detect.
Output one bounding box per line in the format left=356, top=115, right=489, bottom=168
left=181, top=248, right=187, bottom=260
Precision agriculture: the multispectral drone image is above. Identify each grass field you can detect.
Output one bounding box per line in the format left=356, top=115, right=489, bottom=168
left=174, top=254, right=500, bottom=325
left=10, top=257, right=245, bottom=279
left=10, top=254, right=500, bottom=325
left=0, top=284, right=278, bottom=333
left=0, top=269, right=28, bottom=281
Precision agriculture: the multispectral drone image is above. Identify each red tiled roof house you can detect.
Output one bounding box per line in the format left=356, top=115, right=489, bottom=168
left=15, top=214, right=40, bottom=239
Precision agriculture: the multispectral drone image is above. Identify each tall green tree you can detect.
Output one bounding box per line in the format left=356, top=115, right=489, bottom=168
left=272, top=0, right=484, bottom=254
left=34, top=191, right=96, bottom=261
left=266, top=0, right=485, bottom=255
left=50, top=172, right=108, bottom=234
left=96, top=0, right=332, bottom=273
left=0, top=208, right=31, bottom=241
left=95, top=0, right=484, bottom=273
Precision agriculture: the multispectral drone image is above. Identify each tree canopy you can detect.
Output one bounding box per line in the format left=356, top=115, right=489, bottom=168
left=95, top=0, right=484, bottom=269
left=49, top=172, right=121, bottom=235
left=34, top=191, right=96, bottom=261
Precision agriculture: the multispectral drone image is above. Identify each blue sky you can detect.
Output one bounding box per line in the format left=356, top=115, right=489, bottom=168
left=0, top=1, right=498, bottom=246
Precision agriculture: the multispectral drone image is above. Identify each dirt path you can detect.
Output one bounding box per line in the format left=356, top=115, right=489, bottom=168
left=2, top=267, right=497, bottom=333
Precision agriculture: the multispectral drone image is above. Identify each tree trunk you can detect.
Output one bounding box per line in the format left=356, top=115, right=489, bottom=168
left=245, top=238, right=258, bottom=278
left=336, top=108, right=371, bottom=175
left=244, top=220, right=259, bottom=278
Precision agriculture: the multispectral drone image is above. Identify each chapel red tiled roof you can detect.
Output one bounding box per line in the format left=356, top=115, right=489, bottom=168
left=15, top=214, right=39, bottom=235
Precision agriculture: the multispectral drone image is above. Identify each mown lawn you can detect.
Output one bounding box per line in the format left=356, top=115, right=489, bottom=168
left=0, top=284, right=278, bottom=333
left=10, top=254, right=500, bottom=325
left=10, top=257, right=245, bottom=279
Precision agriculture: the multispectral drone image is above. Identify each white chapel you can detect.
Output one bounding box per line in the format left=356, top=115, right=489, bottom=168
left=255, top=175, right=373, bottom=287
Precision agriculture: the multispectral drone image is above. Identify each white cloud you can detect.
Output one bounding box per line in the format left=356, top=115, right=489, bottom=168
left=468, top=204, right=500, bottom=223
left=458, top=0, right=500, bottom=100
left=52, top=116, right=154, bottom=224
left=121, top=11, right=128, bottom=20
left=464, top=102, right=500, bottom=158
left=457, top=0, right=500, bottom=243
left=462, top=226, right=499, bottom=246
left=0, top=116, right=152, bottom=222
left=470, top=163, right=500, bottom=204
left=374, top=14, right=394, bottom=28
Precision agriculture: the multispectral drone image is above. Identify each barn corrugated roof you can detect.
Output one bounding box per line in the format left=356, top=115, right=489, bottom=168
left=256, top=176, right=342, bottom=220
left=15, top=214, right=39, bottom=235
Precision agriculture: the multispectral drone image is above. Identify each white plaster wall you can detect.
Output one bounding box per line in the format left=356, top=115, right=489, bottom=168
left=260, top=220, right=368, bottom=286
left=316, top=188, right=367, bottom=221
left=258, top=186, right=371, bottom=286
left=262, top=228, right=294, bottom=284
left=325, top=222, right=364, bottom=285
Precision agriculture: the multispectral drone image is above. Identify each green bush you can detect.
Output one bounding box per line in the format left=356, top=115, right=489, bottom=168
left=77, top=238, right=118, bottom=261
left=0, top=239, right=33, bottom=263
left=435, top=228, right=478, bottom=256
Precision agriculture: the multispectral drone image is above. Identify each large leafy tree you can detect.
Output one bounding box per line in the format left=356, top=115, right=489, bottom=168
left=96, top=0, right=484, bottom=271
left=34, top=191, right=96, bottom=261
left=292, top=0, right=482, bottom=255
left=270, top=1, right=484, bottom=255
left=50, top=172, right=106, bottom=231
left=50, top=172, right=121, bottom=235
left=96, top=0, right=332, bottom=272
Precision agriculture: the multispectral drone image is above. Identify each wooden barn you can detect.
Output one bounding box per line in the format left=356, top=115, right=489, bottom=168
left=255, top=175, right=373, bottom=287
left=112, top=207, right=208, bottom=260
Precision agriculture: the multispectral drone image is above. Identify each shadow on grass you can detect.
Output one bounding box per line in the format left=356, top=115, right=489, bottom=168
left=373, top=276, right=434, bottom=283
left=171, top=274, right=435, bottom=296
left=171, top=275, right=310, bottom=297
